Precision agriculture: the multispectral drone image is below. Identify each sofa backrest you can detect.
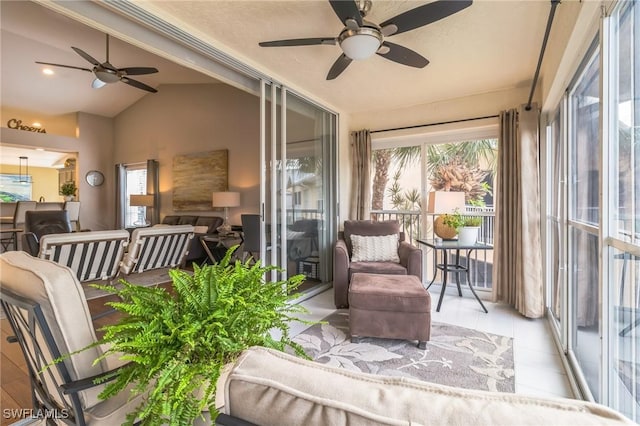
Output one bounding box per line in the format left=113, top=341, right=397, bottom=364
left=195, top=216, right=223, bottom=233
left=120, top=225, right=194, bottom=274
left=0, top=252, right=109, bottom=410
left=343, top=220, right=403, bottom=256
left=224, top=346, right=634, bottom=426
left=38, top=230, right=129, bottom=283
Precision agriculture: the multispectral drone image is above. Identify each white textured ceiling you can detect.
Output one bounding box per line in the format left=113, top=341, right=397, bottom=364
left=139, top=0, right=552, bottom=113
left=1, top=1, right=556, bottom=119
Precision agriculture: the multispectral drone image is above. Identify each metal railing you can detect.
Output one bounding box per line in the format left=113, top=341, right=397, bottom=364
left=370, top=209, right=495, bottom=290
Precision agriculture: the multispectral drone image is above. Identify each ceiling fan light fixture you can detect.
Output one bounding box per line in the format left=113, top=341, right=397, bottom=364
left=339, top=27, right=382, bottom=60
left=91, top=78, right=107, bottom=89
left=94, top=68, right=120, bottom=84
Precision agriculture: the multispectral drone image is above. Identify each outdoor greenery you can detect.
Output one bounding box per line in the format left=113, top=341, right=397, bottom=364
left=442, top=210, right=483, bottom=230
left=84, top=247, right=310, bottom=425
left=60, top=181, right=77, bottom=196
left=371, top=139, right=497, bottom=210
left=463, top=216, right=482, bottom=227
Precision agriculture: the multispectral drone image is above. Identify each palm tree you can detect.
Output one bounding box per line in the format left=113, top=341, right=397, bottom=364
left=371, top=146, right=420, bottom=210
left=372, top=139, right=497, bottom=210
left=371, top=149, right=392, bottom=210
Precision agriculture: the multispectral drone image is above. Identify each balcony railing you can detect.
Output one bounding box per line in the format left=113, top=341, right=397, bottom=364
left=370, top=209, right=495, bottom=291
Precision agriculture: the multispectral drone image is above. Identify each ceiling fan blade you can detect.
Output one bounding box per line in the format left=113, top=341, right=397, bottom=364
left=119, top=67, right=159, bottom=75
left=259, top=38, right=337, bottom=47
left=380, top=0, right=472, bottom=36
left=328, top=0, right=363, bottom=27
left=35, top=61, right=92, bottom=72
left=121, top=76, right=158, bottom=93
left=71, top=47, right=101, bottom=66
left=376, top=42, right=429, bottom=68
left=326, top=54, right=352, bottom=80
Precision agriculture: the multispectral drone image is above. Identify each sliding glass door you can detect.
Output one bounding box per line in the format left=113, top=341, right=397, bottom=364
left=260, top=82, right=337, bottom=294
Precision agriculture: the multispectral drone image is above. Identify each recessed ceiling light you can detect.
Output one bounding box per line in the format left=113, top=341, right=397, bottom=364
left=35, top=148, right=45, bottom=151
left=42, top=68, right=54, bottom=75
left=32, top=122, right=42, bottom=128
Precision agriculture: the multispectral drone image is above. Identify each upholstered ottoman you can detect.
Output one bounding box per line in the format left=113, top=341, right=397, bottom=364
left=348, top=272, right=431, bottom=349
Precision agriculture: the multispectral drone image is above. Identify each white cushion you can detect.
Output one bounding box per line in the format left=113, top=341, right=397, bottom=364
left=350, top=234, right=399, bottom=263
left=224, top=347, right=634, bottom=426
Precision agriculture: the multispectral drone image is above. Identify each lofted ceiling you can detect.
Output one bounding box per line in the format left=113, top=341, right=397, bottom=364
left=0, top=1, right=217, bottom=119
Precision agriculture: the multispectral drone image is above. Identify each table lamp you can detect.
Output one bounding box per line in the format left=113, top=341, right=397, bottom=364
left=130, top=194, right=154, bottom=226
left=427, top=191, right=465, bottom=239
left=212, top=191, right=240, bottom=234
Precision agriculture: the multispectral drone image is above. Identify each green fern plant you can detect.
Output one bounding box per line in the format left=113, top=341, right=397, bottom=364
left=88, top=246, right=310, bottom=425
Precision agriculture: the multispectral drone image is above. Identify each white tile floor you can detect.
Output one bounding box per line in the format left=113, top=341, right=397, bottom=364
left=290, top=285, right=575, bottom=400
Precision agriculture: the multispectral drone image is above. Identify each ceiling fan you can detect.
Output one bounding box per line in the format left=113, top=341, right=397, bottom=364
left=35, top=34, right=159, bottom=93
left=259, top=0, right=472, bottom=80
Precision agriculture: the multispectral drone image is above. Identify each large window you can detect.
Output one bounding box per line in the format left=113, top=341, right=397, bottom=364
left=607, top=1, right=639, bottom=420
left=124, top=166, right=147, bottom=228
left=371, top=136, right=498, bottom=289
left=568, top=45, right=601, bottom=402
left=546, top=1, right=640, bottom=421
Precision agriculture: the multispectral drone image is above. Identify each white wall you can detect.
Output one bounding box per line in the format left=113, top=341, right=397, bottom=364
left=113, top=83, right=260, bottom=226
left=0, top=111, right=114, bottom=230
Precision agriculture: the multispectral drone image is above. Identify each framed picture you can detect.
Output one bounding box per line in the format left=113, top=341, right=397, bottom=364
left=172, top=149, right=228, bottom=211
left=0, top=174, right=32, bottom=201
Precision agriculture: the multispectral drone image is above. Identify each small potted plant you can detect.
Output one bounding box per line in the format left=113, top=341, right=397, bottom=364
left=60, top=181, right=77, bottom=201
left=82, top=247, right=311, bottom=425
left=437, top=209, right=464, bottom=240
left=458, top=216, right=482, bottom=245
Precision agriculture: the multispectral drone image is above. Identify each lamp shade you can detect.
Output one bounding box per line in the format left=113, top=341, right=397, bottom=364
left=427, top=191, right=465, bottom=214
left=130, top=194, right=154, bottom=207
left=340, top=33, right=381, bottom=60
left=212, top=191, right=240, bottom=208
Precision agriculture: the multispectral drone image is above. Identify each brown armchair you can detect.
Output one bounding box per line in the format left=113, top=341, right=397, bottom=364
left=333, top=220, right=422, bottom=308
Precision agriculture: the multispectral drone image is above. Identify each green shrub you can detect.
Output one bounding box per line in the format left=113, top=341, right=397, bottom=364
left=88, top=246, right=311, bottom=425
left=463, top=216, right=482, bottom=227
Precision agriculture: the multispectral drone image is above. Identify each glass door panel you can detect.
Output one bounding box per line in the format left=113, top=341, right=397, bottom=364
left=608, top=2, right=640, bottom=420
left=261, top=81, right=337, bottom=290
left=568, top=45, right=600, bottom=401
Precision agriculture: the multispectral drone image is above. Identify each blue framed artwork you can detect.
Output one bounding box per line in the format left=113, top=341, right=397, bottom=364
left=0, top=174, right=32, bottom=202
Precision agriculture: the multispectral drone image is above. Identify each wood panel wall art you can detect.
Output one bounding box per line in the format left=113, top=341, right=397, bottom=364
left=172, top=149, right=228, bottom=211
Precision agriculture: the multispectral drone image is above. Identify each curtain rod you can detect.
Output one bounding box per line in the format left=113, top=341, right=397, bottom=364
left=526, top=0, right=560, bottom=111
left=369, top=114, right=499, bottom=134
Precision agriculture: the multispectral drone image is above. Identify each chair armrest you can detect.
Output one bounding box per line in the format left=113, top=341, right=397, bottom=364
left=398, top=241, right=423, bottom=281
left=61, top=362, right=132, bottom=395
left=21, top=232, right=39, bottom=256
left=215, top=413, right=257, bottom=426
left=333, top=239, right=350, bottom=308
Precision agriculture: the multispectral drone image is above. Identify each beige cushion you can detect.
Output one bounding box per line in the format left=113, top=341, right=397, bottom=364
left=224, top=347, right=634, bottom=426
left=350, top=234, right=399, bottom=263
left=0, top=252, right=107, bottom=409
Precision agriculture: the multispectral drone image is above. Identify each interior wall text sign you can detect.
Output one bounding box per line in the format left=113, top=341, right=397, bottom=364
left=7, top=118, right=46, bottom=133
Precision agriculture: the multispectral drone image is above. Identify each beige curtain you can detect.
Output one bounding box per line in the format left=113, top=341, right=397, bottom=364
left=350, top=130, right=372, bottom=220
left=493, top=105, right=544, bottom=318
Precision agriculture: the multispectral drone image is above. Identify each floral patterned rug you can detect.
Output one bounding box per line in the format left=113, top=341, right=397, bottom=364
left=293, top=310, right=515, bottom=393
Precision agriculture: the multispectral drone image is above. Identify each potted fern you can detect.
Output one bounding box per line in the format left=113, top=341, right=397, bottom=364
left=89, top=246, right=310, bottom=425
